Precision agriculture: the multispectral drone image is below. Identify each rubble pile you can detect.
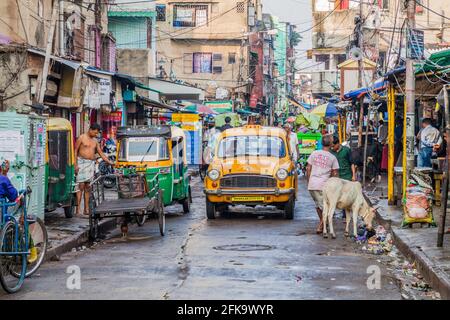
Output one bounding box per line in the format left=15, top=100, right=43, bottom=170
left=355, top=225, right=393, bottom=255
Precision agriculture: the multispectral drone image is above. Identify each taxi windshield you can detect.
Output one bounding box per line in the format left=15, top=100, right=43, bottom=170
left=217, top=135, right=286, bottom=158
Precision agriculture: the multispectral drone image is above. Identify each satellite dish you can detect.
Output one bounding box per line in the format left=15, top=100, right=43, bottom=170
left=349, top=47, right=363, bottom=61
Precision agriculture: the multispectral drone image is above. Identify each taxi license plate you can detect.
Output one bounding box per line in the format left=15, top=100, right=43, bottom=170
left=231, top=196, right=265, bottom=202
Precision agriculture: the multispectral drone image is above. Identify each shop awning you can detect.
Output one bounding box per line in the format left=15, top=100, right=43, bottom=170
left=147, top=78, right=205, bottom=101
left=114, top=73, right=161, bottom=94
left=416, top=49, right=450, bottom=75
left=137, top=95, right=181, bottom=112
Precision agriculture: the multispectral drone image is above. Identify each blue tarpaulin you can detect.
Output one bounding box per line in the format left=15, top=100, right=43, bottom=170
left=343, top=80, right=387, bottom=100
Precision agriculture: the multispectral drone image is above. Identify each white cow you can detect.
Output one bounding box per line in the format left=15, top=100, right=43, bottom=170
left=322, top=177, right=376, bottom=239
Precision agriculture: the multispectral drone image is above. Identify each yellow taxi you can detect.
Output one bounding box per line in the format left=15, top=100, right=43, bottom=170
left=204, top=125, right=298, bottom=219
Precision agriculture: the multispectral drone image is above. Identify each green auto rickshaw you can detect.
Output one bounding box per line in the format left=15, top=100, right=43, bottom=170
left=115, top=125, right=192, bottom=213
left=45, top=118, right=76, bottom=218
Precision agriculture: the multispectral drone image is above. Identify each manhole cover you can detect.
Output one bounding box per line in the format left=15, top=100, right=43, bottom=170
left=213, top=244, right=274, bottom=251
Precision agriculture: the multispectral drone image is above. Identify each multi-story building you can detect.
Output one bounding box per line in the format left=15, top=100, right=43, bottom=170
left=0, top=0, right=115, bottom=136
left=309, top=0, right=450, bottom=99
left=154, top=0, right=262, bottom=103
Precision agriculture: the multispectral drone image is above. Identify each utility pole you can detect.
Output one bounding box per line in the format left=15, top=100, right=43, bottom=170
left=357, top=0, right=364, bottom=147
left=59, top=0, right=65, bottom=56
left=405, top=0, right=416, bottom=172
left=36, top=1, right=59, bottom=104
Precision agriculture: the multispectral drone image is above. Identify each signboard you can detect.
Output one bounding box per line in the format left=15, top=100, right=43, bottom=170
left=172, top=113, right=200, bottom=123
left=99, top=78, right=112, bottom=105
left=204, top=100, right=233, bottom=114
left=406, top=28, right=424, bottom=60
left=172, top=113, right=201, bottom=165
left=0, top=130, right=25, bottom=161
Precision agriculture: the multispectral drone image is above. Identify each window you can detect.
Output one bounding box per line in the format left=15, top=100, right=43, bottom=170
left=213, top=53, right=222, bottom=62
left=228, top=52, right=236, bottom=64
left=193, top=53, right=212, bottom=73
left=213, top=66, right=223, bottom=74
left=183, top=53, right=193, bottom=74
left=173, top=4, right=208, bottom=27
left=156, top=4, right=166, bottom=21
left=316, top=54, right=330, bottom=70
left=217, top=136, right=286, bottom=158
left=236, top=2, right=245, bottom=13
left=335, top=54, right=347, bottom=66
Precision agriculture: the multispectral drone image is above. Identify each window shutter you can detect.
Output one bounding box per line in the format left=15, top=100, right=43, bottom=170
left=183, top=53, right=193, bottom=74
left=212, top=53, right=222, bottom=73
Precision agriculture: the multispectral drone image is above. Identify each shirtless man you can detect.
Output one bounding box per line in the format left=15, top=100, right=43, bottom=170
left=74, top=123, right=113, bottom=216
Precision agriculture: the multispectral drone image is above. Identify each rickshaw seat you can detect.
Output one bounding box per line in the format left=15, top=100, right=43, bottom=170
left=93, top=198, right=152, bottom=214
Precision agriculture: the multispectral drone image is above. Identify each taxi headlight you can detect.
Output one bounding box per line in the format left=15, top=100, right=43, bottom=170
left=207, top=169, right=220, bottom=181
left=276, top=169, right=288, bottom=181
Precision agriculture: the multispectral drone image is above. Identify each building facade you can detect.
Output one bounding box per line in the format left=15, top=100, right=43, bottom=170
left=309, top=0, right=450, bottom=99
left=0, top=0, right=117, bottom=138
left=154, top=0, right=263, bottom=104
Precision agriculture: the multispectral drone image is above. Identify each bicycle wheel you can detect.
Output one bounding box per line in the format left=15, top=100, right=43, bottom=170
left=25, top=218, right=48, bottom=277
left=0, top=221, right=27, bottom=293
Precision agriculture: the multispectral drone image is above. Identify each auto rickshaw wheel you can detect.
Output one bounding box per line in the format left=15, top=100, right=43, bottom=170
left=283, top=197, right=295, bottom=220
left=206, top=198, right=216, bottom=219
left=64, top=205, right=74, bottom=219
left=182, top=187, right=191, bottom=214
left=157, top=192, right=165, bottom=236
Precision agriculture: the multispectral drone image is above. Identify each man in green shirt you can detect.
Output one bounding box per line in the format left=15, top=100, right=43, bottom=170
left=331, top=136, right=356, bottom=182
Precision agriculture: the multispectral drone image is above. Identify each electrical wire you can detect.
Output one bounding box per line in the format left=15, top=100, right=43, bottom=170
left=414, top=0, right=450, bottom=20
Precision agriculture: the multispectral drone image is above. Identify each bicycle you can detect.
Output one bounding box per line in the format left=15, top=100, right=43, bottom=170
left=0, top=188, right=48, bottom=293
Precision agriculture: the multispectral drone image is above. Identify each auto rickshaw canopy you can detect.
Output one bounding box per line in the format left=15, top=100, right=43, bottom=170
left=117, top=125, right=172, bottom=138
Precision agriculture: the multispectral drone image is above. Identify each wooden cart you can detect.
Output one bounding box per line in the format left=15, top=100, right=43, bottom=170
left=88, top=174, right=164, bottom=240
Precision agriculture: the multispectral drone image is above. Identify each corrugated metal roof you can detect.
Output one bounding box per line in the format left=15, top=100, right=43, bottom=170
left=27, top=48, right=83, bottom=70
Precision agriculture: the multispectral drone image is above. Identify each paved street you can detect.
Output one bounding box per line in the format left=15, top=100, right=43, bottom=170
left=1, top=177, right=406, bottom=300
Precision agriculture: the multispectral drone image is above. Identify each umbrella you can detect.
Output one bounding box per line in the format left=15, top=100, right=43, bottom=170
left=183, top=104, right=218, bottom=115
left=310, top=103, right=338, bottom=117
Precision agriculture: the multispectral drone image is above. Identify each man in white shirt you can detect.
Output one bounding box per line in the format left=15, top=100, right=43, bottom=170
left=417, top=118, right=442, bottom=168
left=283, top=123, right=299, bottom=162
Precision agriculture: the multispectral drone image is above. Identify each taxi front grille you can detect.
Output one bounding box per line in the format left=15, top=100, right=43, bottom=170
left=220, top=175, right=276, bottom=188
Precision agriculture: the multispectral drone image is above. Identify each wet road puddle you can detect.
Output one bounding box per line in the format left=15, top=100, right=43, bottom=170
left=213, top=244, right=274, bottom=251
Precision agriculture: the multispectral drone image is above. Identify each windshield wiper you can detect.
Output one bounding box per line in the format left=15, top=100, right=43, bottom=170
left=140, top=141, right=155, bottom=163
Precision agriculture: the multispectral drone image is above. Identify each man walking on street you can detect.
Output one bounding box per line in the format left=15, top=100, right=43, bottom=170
left=417, top=118, right=442, bottom=168
left=75, top=123, right=113, bottom=217
left=306, top=135, right=339, bottom=234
